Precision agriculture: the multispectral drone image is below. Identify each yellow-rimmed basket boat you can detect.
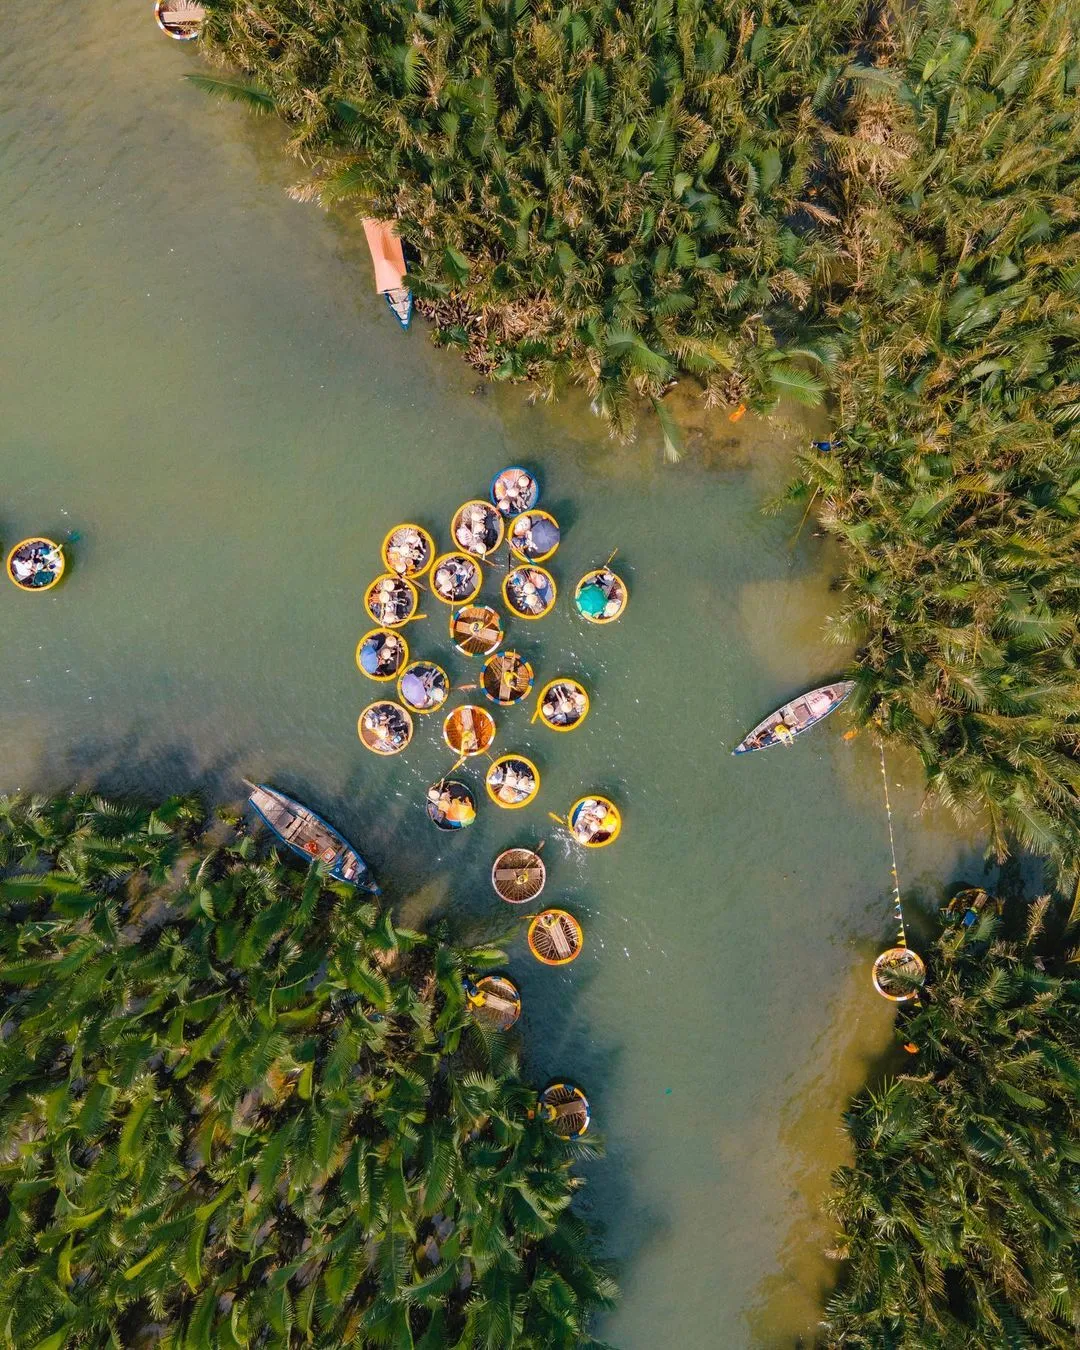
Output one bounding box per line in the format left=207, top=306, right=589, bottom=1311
left=568, top=795, right=621, bottom=848
left=528, top=909, right=583, bottom=966
left=364, top=574, right=419, bottom=627
left=490, top=466, right=540, bottom=517
left=154, top=0, right=205, bottom=39
left=486, top=755, right=540, bottom=810
left=355, top=628, right=408, bottom=681
left=398, top=661, right=449, bottom=714
left=358, top=701, right=414, bottom=756
left=442, top=704, right=496, bottom=757
left=574, top=567, right=628, bottom=624
left=536, top=678, right=589, bottom=732
left=426, top=778, right=477, bottom=831
left=504, top=565, right=556, bottom=620
left=538, top=1082, right=590, bottom=1137
left=466, top=975, right=521, bottom=1030
left=451, top=499, right=504, bottom=557
left=481, top=651, right=534, bottom=706
left=872, top=947, right=926, bottom=1003
left=450, top=605, right=503, bottom=657
left=430, top=552, right=483, bottom=605
left=381, top=523, right=435, bottom=579
left=508, top=509, right=561, bottom=563
left=491, top=847, right=546, bottom=904
left=6, top=538, right=65, bottom=592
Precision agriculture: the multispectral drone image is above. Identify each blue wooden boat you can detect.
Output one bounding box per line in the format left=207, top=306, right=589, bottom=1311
left=245, top=781, right=379, bottom=892
left=384, top=287, right=413, bottom=330
left=733, top=680, right=855, bottom=754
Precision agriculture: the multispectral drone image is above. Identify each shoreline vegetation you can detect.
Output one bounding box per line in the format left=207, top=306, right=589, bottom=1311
left=188, top=0, right=1080, bottom=883
left=0, top=793, right=615, bottom=1348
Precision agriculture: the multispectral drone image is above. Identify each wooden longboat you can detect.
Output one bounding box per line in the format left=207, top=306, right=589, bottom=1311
left=245, top=782, right=378, bottom=892
left=362, top=219, right=413, bottom=330
left=732, top=680, right=855, bottom=754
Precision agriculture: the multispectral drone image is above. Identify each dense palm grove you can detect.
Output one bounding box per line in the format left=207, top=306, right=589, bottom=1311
left=0, top=793, right=614, bottom=1348
left=193, top=0, right=857, bottom=430
left=790, top=0, right=1080, bottom=882
left=824, top=894, right=1080, bottom=1347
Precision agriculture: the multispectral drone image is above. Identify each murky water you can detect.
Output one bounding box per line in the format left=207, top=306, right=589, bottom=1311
left=0, top=4, right=983, bottom=1344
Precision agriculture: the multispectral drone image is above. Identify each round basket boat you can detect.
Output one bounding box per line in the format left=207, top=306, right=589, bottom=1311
left=466, top=975, right=522, bottom=1030
left=381, top=523, right=435, bottom=579
left=431, top=552, right=483, bottom=606
left=569, top=795, right=621, bottom=848
left=398, top=660, right=449, bottom=714
left=426, top=778, right=477, bottom=831
left=528, top=909, right=584, bottom=966
left=490, top=466, right=540, bottom=517
left=504, top=565, right=556, bottom=620
left=355, top=628, right=408, bottom=681
left=451, top=499, right=504, bottom=558
left=365, top=574, right=419, bottom=627
left=508, top=509, right=561, bottom=563
left=486, top=755, right=540, bottom=810
left=442, top=704, right=497, bottom=757
left=450, top=605, right=503, bottom=657
left=491, top=847, right=546, bottom=904
left=358, top=701, right=414, bottom=756
left=481, top=651, right=534, bottom=706
left=6, top=538, right=65, bottom=592
left=872, top=947, right=926, bottom=1002
left=574, top=568, right=628, bottom=624
left=537, top=678, right=589, bottom=732
left=154, top=1, right=205, bottom=39
left=538, top=1082, right=591, bottom=1137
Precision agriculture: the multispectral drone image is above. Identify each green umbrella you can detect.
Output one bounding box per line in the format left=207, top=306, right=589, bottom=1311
left=576, top=583, right=607, bottom=617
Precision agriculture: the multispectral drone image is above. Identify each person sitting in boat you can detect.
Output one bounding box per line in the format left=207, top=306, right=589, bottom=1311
left=490, top=760, right=535, bottom=805
left=401, top=665, right=445, bottom=710
left=572, top=798, right=616, bottom=844
left=493, top=470, right=536, bottom=516
left=435, top=557, right=477, bottom=602
left=371, top=576, right=411, bottom=622
left=455, top=503, right=498, bottom=555
left=427, top=781, right=476, bottom=828
left=364, top=705, right=409, bottom=748
left=511, top=514, right=559, bottom=558
left=509, top=568, right=551, bottom=615
left=386, top=527, right=428, bottom=575
left=544, top=683, right=586, bottom=726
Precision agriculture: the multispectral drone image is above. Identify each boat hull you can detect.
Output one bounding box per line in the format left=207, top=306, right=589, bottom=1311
left=733, top=680, right=855, bottom=754
left=247, top=784, right=379, bottom=892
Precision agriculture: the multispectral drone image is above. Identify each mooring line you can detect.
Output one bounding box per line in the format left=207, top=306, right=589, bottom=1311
left=878, top=743, right=907, bottom=947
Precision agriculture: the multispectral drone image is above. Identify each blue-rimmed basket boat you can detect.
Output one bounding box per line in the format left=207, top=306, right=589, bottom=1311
left=490, top=466, right=540, bottom=516
left=245, top=781, right=378, bottom=892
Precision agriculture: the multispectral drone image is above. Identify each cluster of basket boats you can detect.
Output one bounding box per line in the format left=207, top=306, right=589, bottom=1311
left=353, top=466, right=627, bottom=1137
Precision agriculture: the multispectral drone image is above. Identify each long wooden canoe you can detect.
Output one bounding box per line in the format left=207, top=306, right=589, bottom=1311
left=245, top=782, right=378, bottom=892
left=733, top=680, right=855, bottom=755
left=362, top=219, right=413, bottom=330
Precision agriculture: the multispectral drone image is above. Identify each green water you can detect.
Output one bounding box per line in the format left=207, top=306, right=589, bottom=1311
left=0, top=4, right=982, bottom=1344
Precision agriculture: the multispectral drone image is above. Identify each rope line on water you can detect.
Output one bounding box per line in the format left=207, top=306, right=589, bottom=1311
left=878, top=743, right=907, bottom=947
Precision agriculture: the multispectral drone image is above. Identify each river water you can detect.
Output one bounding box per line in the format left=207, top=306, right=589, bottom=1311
left=0, top=4, right=982, bottom=1345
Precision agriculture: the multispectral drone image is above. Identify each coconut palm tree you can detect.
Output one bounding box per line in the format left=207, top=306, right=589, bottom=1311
left=0, top=792, right=614, bottom=1347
